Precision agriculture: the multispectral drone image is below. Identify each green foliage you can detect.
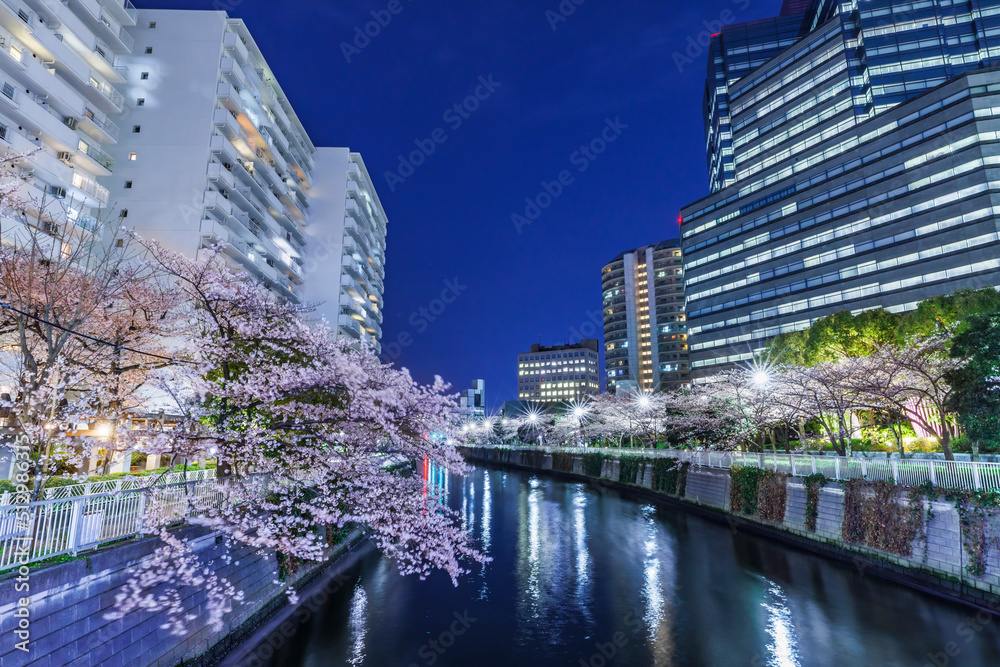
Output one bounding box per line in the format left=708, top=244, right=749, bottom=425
left=842, top=480, right=923, bottom=556
left=946, top=310, right=1000, bottom=453
left=729, top=466, right=770, bottom=515
left=899, top=288, right=1000, bottom=341
left=618, top=456, right=647, bottom=485
left=766, top=309, right=901, bottom=365
left=676, top=462, right=691, bottom=497
left=551, top=452, right=575, bottom=473
left=803, top=473, right=826, bottom=532
left=650, top=458, right=678, bottom=494
left=581, top=453, right=606, bottom=477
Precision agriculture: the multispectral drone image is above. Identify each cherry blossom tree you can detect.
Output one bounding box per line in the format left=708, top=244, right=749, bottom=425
left=107, top=243, right=487, bottom=633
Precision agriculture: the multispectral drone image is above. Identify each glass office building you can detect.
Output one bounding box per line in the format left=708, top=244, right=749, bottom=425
left=682, top=0, right=1000, bottom=379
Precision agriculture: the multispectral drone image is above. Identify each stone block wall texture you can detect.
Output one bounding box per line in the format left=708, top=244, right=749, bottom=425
left=682, top=469, right=729, bottom=509
left=0, top=527, right=338, bottom=667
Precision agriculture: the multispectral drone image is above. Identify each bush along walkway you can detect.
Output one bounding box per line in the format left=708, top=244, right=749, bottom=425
left=461, top=445, right=1000, bottom=610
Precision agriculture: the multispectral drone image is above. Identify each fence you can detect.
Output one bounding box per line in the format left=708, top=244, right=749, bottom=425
left=473, top=445, right=1000, bottom=492
left=0, top=476, right=222, bottom=570
left=0, top=468, right=218, bottom=504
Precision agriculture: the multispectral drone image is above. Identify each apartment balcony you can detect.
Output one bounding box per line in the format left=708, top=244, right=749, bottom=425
left=98, top=0, right=137, bottom=27
left=203, top=190, right=234, bottom=218
left=213, top=107, right=244, bottom=142
left=84, top=72, right=123, bottom=113
left=338, top=316, right=362, bottom=340
left=219, top=56, right=248, bottom=90
left=209, top=134, right=244, bottom=169
left=222, top=30, right=249, bottom=65
left=70, top=171, right=109, bottom=206
left=216, top=82, right=247, bottom=117
left=75, top=137, right=113, bottom=173
left=70, top=0, right=133, bottom=55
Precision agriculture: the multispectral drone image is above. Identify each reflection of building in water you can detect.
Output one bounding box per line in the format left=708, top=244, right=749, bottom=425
left=639, top=505, right=677, bottom=666
left=514, top=477, right=595, bottom=645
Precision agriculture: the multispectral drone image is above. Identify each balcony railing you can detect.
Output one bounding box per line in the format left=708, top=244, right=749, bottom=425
left=88, top=74, right=124, bottom=111
left=72, top=172, right=110, bottom=204
left=82, top=106, right=120, bottom=140
left=77, top=139, right=114, bottom=171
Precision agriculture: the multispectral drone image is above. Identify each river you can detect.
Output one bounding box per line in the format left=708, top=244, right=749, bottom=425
left=240, top=465, right=1000, bottom=666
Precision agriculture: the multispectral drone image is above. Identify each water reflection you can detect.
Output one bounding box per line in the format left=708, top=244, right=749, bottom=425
left=247, top=466, right=1000, bottom=667
left=760, top=578, right=800, bottom=667
left=346, top=583, right=367, bottom=666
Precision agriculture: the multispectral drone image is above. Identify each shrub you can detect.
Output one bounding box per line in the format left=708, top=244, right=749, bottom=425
left=582, top=453, right=606, bottom=477
left=650, top=458, right=678, bottom=494
left=729, top=466, right=770, bottom=515
left=803, top=473, right=826, bottom=532
left=551, top=452, right=575, bottom=473
left=757, top=472, right=790, bottom=522
left=618, top=456, right=647, bottom=485
left=842, top=480, right=923, bottom=556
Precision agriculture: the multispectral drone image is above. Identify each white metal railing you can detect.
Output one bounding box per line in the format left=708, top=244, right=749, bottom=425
left=471, top=445, right=1000, bottom=492
left=0, top=468, right=219, bottom=503
left=0, top=475, right=222, bottom=570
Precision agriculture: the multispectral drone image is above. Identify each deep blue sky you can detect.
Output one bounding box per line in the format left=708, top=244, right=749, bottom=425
left=142, top=0, right=782, bottom=408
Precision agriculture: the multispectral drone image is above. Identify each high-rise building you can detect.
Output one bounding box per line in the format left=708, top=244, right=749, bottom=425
left=458, top=380, right=486, bottom=420
left=304, top=148, right=386, bottom=353
left=681, top=0, right=1000, bottom=380
left=517, top=340, right=600, bottom=403
left=603, top=241, right=688, bottom=392
left=0, top=0, right=134, bottom=239
left=104, top=10, right=315, bottom=302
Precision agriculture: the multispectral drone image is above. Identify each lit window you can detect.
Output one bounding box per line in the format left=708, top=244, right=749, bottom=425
left=129, top=153, right=137, bottom=161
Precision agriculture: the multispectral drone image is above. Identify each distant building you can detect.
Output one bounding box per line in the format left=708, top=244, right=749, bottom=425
left=458, top=380, right=486, bottom=420
left=517, top=340, right=600, bottom=403
left=603, top=241, right=688, bottom=392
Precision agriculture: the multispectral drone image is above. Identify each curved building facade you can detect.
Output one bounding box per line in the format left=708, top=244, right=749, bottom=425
left=602, top=241, right=688, bottom=392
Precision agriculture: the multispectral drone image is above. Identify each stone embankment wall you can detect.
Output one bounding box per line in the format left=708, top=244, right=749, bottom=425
left=0, top=526, right=363, bottom=667
left=465, top=447, right=1000, bottom=610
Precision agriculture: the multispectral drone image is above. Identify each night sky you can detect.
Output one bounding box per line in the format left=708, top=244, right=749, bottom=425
left=140, top=0, right=782, bottom=408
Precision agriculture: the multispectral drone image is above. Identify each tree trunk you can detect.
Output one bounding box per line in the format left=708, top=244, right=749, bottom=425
left=972, top=439, right=981, bottom=463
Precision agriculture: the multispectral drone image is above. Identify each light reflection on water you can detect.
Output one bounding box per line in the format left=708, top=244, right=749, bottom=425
left=253, top=466, right=1000, bottom=667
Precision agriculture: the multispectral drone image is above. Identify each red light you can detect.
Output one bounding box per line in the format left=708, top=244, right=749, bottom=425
left=677, top=214, right=683, bottom=226
left=711, top=33, right=721, bottom=37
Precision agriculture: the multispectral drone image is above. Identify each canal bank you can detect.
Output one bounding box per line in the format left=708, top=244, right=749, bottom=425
left=0, top=525, right=366, bottom=667
left=460, top=446, right=1000, bottom=615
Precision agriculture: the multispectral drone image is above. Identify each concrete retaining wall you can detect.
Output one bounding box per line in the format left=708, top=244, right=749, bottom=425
left=0, top=527, right=362, bottom=667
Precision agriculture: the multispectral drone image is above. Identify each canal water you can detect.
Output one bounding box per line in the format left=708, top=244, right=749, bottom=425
left=244, top=466, right=1000, bottom=666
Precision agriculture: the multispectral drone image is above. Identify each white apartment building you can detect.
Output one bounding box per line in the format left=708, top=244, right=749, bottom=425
left=304, top=147, right=386, bottom=353
left=102, top=10, right=315, bottom=301
left=0, top=0, right=134, bottom=237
